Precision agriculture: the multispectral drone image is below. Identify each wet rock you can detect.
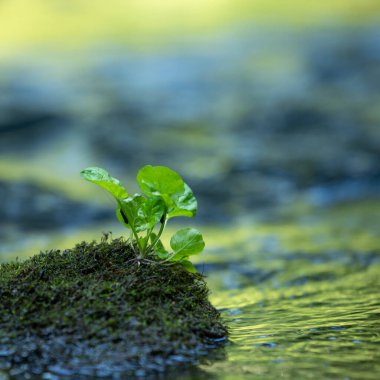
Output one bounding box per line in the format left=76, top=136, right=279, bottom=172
left=0, top=238, right=227, bottom=378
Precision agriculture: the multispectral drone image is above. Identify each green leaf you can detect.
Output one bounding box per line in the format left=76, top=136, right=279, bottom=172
left=150, top=233, right=170, bottom=259
left=137, top=165, right=184, bottom=198
left=168, top=183, right=197, bottom=219
left=81, top=165, right=204, bottom=261
left=138, top=235, right=149, bottom=251
left=170, top=228, right=205, bottom=261
left=181, top=260, right=197, bottom=273
left=137, top=165, right=197, bottom=219
left=80, top=167, right=128, bottom=199
left=143, top=196, right=166, bottom=227
left=120, top=195, right=165, bottom=233
left=120, top=195, right=149, bottom=232
left=116, top=206, right=130, bottom=228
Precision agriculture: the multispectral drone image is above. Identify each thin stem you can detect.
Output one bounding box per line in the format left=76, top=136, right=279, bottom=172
left=149, top=213, right=167, bottom=250
left=129, top=225, right=143, bottom=255
left=159, top=253, right=177, bottom=264
left=142, top=226, right=154, bottom=256
left=117, top=199, right=143, bottom=255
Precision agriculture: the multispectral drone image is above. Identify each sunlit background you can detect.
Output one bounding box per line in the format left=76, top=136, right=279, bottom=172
left=1, top=1, right=380, bottom=379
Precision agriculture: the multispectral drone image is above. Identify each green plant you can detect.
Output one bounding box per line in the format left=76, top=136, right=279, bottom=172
left=80, top=165, right=204, bottom=272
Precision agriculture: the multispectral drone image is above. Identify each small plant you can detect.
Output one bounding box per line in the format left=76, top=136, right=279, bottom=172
left=80, top=165, right=204, bottom=273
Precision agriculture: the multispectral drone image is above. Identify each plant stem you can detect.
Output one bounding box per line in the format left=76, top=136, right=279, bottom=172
left=142, top=226, right=154, bottom=256
left=160, top=253, right=177, bottom=263
left=117, top=199, right=144, bottom=255
left=150, top=213, right=167, bottom=250
left=130, top=226, right=143, bottom=255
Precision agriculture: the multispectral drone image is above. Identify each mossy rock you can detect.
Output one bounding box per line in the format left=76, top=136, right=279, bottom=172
left=0, top=236, right=227, bottom=378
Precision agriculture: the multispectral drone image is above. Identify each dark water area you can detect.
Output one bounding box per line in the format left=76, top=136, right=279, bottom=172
left=0, top=22, right=380, bottom=380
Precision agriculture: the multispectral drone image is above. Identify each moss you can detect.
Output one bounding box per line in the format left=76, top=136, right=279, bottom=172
left=0, top=235, right=227, bottom=377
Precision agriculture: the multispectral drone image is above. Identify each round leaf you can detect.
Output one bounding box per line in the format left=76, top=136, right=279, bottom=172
left=137, top=165, right=184, bottom=198
left=170, top=228, right=205, bottom=260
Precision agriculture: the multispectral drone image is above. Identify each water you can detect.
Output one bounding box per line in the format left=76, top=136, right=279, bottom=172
left=207, top=259, right=380, bottom=379
left=197, top=202, right=380, bottom=380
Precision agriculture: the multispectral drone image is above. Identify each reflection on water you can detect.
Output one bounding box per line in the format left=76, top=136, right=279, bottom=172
left=199, top=202, right=380, bottom=379
left=209, top=273, right=380, bottom=379
left=205, top=226, right=379, bottom=379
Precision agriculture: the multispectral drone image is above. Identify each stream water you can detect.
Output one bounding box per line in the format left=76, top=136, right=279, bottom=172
left=202, top=204, right=380, bottom=380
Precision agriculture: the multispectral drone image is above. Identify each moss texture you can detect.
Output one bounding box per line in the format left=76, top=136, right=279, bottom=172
left=0, top=236, right=227, bottom=378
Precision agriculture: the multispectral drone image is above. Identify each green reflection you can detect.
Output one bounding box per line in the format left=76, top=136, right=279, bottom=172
left=200, top=200, right=380, bottom=379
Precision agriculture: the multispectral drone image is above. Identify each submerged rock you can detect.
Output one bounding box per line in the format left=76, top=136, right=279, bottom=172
left=0, top=236, right=227, bottom=378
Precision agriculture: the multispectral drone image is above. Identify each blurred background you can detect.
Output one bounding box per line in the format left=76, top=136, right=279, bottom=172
left=1, top=0, right=379, bottom=261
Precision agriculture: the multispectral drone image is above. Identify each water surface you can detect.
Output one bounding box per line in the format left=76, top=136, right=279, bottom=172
left=203, top=202, right=380, bottom=379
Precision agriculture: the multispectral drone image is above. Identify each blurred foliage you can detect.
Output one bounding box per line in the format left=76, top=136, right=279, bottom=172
left=1, top=0, right=380, bottom=59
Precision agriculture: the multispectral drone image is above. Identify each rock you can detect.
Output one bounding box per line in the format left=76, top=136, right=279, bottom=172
left=0, top=237, right=227, bottom=377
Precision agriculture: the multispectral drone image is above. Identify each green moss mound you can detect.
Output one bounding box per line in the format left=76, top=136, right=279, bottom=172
left=0, top=236, right=227, bottom=378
